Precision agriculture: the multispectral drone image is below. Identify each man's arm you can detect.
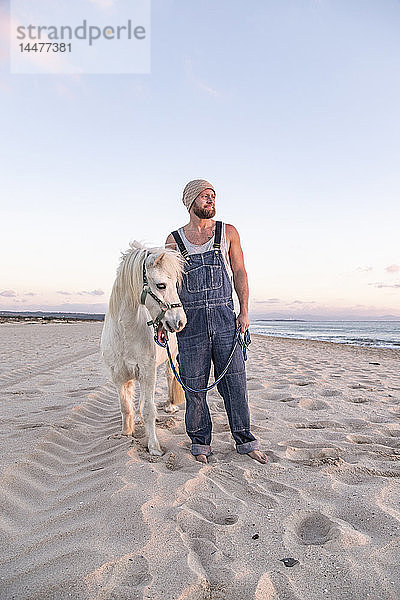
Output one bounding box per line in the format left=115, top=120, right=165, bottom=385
left=226, top=224, right=249, bottom=333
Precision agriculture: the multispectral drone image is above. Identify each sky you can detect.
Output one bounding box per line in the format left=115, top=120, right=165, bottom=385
left=1, top=0, right=400, bottom=319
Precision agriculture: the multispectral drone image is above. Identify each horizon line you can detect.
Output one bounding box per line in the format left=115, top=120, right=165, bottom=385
left=1, top=310, right=400, bottom=322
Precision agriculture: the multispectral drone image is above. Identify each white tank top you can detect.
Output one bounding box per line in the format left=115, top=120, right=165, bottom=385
left=177, top=222, right=233, bottom=283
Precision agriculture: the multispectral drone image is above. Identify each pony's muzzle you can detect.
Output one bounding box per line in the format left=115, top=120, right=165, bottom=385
left=164, top=309, right=187, bottom=333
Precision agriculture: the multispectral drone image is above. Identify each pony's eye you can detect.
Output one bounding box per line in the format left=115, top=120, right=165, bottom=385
left=156, top=283, right=166, bottom=290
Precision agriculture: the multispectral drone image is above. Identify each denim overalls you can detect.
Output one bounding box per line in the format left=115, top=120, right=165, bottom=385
left=172, top=221, right=258, bottom=457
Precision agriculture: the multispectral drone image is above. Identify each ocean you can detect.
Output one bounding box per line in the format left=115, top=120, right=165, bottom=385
left=250, top=320, right=400, bottom=349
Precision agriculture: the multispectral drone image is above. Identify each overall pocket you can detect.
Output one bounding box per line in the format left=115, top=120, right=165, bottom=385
left=185, top=264, right=222, bottom=293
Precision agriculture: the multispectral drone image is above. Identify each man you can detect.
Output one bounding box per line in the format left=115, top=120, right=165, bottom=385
left=163, top=179, right=266, bottom=465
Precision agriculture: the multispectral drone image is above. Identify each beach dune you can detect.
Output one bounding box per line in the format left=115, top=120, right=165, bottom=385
left=1, top=322, right=399, bottom=599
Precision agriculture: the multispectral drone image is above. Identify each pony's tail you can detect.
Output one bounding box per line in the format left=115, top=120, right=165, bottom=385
left=167, top=360, right=186, bottom=406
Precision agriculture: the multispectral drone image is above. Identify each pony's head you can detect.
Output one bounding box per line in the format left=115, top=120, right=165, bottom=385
left=110, top=241, right=187, bottom=333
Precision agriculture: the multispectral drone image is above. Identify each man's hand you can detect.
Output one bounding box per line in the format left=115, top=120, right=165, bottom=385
left=236, top=311, right=249, bottom=334
left=156, top=323, right=169, bottom=345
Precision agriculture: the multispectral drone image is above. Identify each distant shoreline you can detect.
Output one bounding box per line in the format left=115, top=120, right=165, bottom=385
left=255, top=319, right=306, bottom=322
left=1, top=311, right=400, bottom=324
left=0, top=311, right=104, bottom=323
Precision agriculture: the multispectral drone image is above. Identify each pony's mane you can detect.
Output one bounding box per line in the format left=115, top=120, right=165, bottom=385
left=108, top=241, right=184, bottom=318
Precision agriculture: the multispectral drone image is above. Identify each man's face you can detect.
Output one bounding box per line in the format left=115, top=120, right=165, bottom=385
left=192, top=189, right=216, bottom=219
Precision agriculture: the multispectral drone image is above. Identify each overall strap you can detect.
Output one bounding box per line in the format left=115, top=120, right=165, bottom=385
left=171, top=230, right=190, bottom=261
left=213, top=221, right=222, bottom=251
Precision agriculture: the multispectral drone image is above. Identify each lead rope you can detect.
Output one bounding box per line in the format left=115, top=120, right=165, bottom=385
left=154, top=326, right=251, bottom=393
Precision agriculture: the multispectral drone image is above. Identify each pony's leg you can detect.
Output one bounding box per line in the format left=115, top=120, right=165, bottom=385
left=139, top=367, right=162, bottom=456
left=134, top=385, right=143, bottom=425
left=118, top=379, right=135, bottom=436
left=165, top=359, right=184, bottom=413
left=163, top=336, right=185, bottom=413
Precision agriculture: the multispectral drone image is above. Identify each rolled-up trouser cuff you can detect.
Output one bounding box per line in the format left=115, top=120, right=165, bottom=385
left=191, top=443, right=212, bottom=457
left=236, top=439, right=259, bottom=455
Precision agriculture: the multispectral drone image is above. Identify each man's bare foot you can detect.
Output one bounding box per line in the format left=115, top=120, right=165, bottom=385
left=247, top=450, right=268, bottom=464
left=195, top=454, right=208, bottom=464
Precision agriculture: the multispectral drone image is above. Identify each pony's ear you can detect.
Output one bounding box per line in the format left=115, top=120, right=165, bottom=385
left=153, top=252, right=165, bottom=266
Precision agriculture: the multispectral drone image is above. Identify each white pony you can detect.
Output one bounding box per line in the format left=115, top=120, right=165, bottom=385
left=101, top=241, right=187, bottom=455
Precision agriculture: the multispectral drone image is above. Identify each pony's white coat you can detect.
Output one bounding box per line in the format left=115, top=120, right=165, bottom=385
left=101, top=241, right=187, bottom=455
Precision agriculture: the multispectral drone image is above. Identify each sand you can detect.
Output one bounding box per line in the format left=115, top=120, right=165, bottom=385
left=1, top=321, right=400, bottom=600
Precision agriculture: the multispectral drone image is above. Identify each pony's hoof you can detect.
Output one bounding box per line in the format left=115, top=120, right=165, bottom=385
left=149, top=447, right=164, bottom=456
left=164, top=404, right=179, bottom=414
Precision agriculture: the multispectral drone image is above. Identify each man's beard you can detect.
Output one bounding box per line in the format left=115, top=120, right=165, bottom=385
left=193, top=204, right=216, bottom=219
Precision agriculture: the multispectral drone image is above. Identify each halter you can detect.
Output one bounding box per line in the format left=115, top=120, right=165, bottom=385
left=140, top=259, right=183, bottom=332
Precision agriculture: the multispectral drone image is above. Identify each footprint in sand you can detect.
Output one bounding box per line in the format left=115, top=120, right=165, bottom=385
left=176, top=509, right=217, bottom=544
left=156, top=415, right=180, bottom=430
left=298, top=398, right=328, bottom=411
left=347, top=396, right=369, bottom=404
left=320, top=389, right=342, bottom=397
left=294, top=420, right=345, bottom=431
left=293, top=510, right=367, bottom=549
left=183, top=497, right=239, bottom=526
left=261, top=391, right=296, bottom=402
left=251, top=476, right=300, bottom=502
left=163, top=452, right=188, bottom=472
left=284, top=508, right=369, bottom=553
left=121, top=555, right=152, bottom=588
left=176, top=501, right=237, bottom=598
left=255, top=572, right=302, bottom=600
left=297, top=511, right=337, bottom=545
left=209, top=465, right=278, bottom=509
left=283, top=441, right=341, bottom=464
left=86, top=554, right=151, bottom=599
left=165, top=452, right=178, bottom=470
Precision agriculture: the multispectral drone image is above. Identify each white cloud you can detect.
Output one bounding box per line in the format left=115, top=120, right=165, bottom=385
left=87, top=0, right=117, bottom=8
left=0, top=290, right=17, bottom=297
left=58, top=289, right=104, bottom=296
left=369, top=282, right=400, bottom=289
left=78, top=289, right=105, bottom=296
left=184, top=56, right=220, bottom=98
left=385, top=264, right=400, bottom=274
left=254, top=298, right=281, bottom=304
